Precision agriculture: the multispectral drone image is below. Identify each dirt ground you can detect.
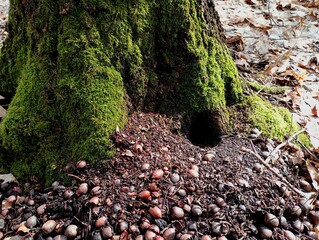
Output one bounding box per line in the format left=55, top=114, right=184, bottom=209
left=1, top=112, right=318, bottom=240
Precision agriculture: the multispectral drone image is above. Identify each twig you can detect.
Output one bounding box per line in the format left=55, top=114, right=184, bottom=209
left=265, top=128, right=306, bottom=164
left=240, top=146, right=310, bottom=198
left=297, top=139, right=319, bottom=162
left=257, top=76, right=274, bottom=95
left=73, top=216, right=87, bottom=226
left=67, top=173, right=85, bottom=182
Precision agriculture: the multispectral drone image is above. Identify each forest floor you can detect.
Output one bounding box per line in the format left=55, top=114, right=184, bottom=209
left=1, top=112, right=319, bottom=240
left=1, top=1, right=319, bottom=240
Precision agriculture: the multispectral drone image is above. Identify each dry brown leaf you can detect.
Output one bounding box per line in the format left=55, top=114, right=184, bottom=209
left=229, top=16, right=248, bottom=25
left=16, top=221, right=30, bottom=234
left=312, top=106, right=318, bottom=117
left=244, top=0, right=257, bottom=5
left=306, top=159, right=319, bottom=191
left=284, top=69, right=306, bottom=82
left=246, top=18, right=272, bottom=30
left=2, top=199, right=12, bottom=209
left=265, top=50, right=292, bottom=75
left=226, top=35, right=244, bottom=44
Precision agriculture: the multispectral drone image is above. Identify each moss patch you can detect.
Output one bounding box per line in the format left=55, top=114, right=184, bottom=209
left=248, top=81, right=289, bottom=94
left=0, top=0, right=243, bottom=183
left=244, top=95, right=310, bottom=146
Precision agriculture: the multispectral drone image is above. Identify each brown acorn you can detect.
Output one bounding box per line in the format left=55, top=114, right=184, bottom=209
left=149, top=206, right=162, bottom=218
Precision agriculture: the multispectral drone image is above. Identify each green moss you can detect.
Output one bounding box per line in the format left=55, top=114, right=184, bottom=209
left=0, top=0, right=243, bottom=183
left=153, top=0, right=242, bottom=114
left=248, top=81, right=289, bottom=94
left=0, top=1, right=127, bottom=183
left=245, top=95, right=310, bottom=145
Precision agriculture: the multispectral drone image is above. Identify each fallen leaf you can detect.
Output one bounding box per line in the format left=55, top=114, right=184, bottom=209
left=312, top=106, right=318, bottom=117
left=306, top=159, right=319, bottom=191
left=17, top=221, right=30, bottom=234
left=0, top=173, right=18, bottom=184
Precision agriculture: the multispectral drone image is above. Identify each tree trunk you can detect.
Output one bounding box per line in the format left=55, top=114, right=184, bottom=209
left=0, top=0, right=242, bottom=182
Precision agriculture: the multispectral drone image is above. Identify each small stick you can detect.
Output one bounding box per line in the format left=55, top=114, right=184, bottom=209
left=265, top=128, right=306, bottom=164
left=67, top=173, right=85, bottom=182
left=240, top=146, right=309, bottom=198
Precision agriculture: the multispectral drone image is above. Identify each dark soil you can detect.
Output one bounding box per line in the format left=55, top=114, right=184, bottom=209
left=0, top=112, right=318, bottom=240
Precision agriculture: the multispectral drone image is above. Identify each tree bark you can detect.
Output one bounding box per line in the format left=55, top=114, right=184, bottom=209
left=0, top=0, right=242, bottom=182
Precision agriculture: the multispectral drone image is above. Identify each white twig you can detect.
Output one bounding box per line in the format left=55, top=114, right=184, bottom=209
left=240, top=146, right=311, bottom=198
left=265, top=128, right=306, bottom=164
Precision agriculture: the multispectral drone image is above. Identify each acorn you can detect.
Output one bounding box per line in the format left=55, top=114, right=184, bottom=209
left=149, top=183, right=158, bottom=191
left=208, top=204, right=220, bottom=214
left=140, top=219, right=151, bottom=230
left=264, top=213, right=279, bottom=228
left=216, top=197, right=227, bottom=208
left=26, top=215, right=37, bottom=228
left=180, top=234, right=193, bottom=240
left=134, top=143, right=143, bottom=153
left=203, top=153, right=214, bottom=161
left=129, top=224, right=139, bottom=234
left=65, top=224, right=78, bottom=238
left=163, top=228, right=176, bottom=240
left=178, top=189, right=186, bottom=197
left=141, top=163, right=150, bottom=171
left=280, top=216, right=288, bottom=228
left=308, top=211, right=319, bottom=225
left=259, top=226, right=272, bottom=239
left=149, top=224, right=160, bottom=234
left=95, top=216, right=107, bottom=228
left=89, top=196, right=100, bottom=205
left=283, top=230, right=296, bottom=240
left=101, top=226, right=113, bottom=238
left=76, top=160, right=87, bottom=169
left=211, top=222, right=221, bottom=234
left=191, top=165, right=199, bottom=172
left=139, top=190, right=151, bottom=200
left=136, top=235, right=144, bottom=240
left=53, top=235, right=67, bottom=240
left=63, top=189, right=74, bottom=200
left=149, top=206, right=162, bottom=218
left=289, top=205, right=302, bottom=217
left=145, top=230, right=157, bottom=240
left=152, top=169, right=164, bottom=179
left=171, top=206, right=184, bottom=219
left=7, top=195, right=16, bottom=203
left=183, top=204, right=191, bottom=212
left=188, top=169, right=199, bottom=178
left=191, top=205, right=202, bottom=217
left=201, top=236, right=212, bottom=240
left=292, top=219, right=304, bottom=232
left=37, top=204, right=47, bottom=215
left=42, top=220, right=57, bottom=234
left=76, top=183, right=88, bottom=196
left=91, top=186, right=101, bottom=195
left=170, top=173, right=180, bottom=183
left=119, top=221, right=128, bottom=232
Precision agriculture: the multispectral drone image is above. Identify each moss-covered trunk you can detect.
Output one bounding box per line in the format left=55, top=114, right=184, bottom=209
left=0, top=0, right=242, bottom=182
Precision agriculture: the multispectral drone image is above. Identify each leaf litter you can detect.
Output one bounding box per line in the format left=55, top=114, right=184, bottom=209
left=215, top=0, right=319, bottom=149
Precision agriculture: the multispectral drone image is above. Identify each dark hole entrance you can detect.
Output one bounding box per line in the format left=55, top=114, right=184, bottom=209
left=189, top=111, right=223, bottom=147
left=0, top=92, right=12, bottom=110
